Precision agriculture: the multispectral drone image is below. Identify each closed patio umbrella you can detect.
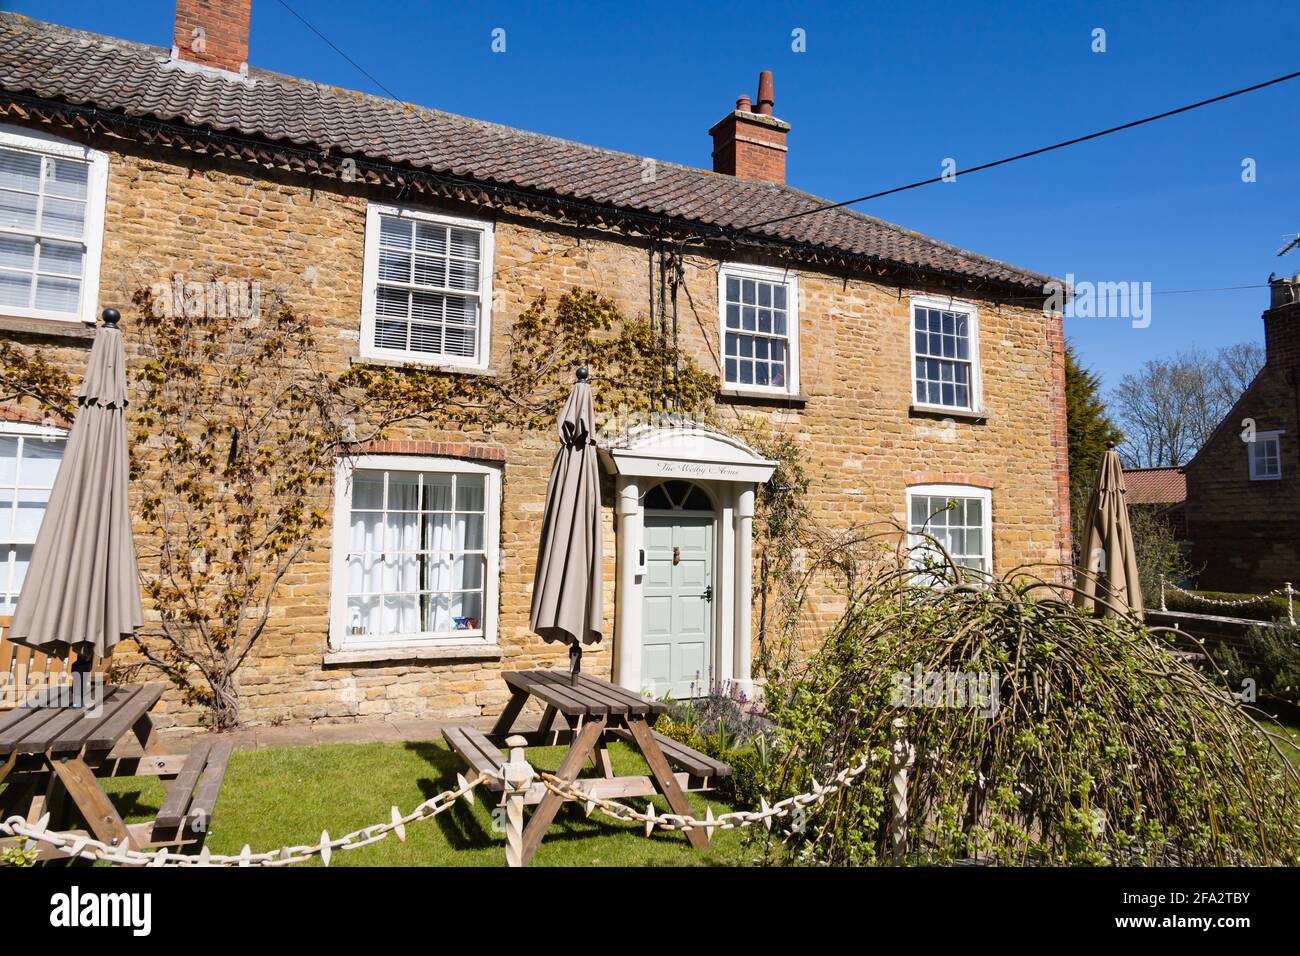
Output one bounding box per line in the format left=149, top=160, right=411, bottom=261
left=530, top=367, right=603, bottom=682
left=9, top=309, right=144, bottom=667
left=1073, top=443, right=1144, bottom=620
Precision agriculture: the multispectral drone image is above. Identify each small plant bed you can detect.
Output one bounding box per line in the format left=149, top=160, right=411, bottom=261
left=94, top=739, right=751, bottom=867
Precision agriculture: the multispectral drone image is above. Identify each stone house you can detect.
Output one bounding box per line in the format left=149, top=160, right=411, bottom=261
left=1184, top=276, right=1300, bottom=592
left=0, top=4, right=1068, bottom=729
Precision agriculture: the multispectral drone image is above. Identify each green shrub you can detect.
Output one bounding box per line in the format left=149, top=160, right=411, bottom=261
left=1219, top=624, right=1300, bottom=705
left=655, top=714, right=773, bottom=809
left=761, top=560, right=1300, bottom=866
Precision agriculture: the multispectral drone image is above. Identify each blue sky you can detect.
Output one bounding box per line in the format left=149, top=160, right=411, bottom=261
left=14, top=0, right=1300, bottom=389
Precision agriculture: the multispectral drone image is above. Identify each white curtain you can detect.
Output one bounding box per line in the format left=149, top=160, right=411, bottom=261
left=346, top=469, right=487, bottom=639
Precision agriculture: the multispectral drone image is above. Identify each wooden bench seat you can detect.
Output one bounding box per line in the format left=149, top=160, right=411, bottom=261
left=153, top=739, right=234, bottom=838
left=609, top=726, right=732, bottom=782
left=442, top=725, right=507, bottom=789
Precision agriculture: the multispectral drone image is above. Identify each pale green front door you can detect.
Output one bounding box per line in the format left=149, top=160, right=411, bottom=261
left=641, top=514, right=714, bottom=699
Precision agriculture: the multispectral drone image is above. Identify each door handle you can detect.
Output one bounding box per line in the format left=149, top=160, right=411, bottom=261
left=703, top=584, right=712, bottom=603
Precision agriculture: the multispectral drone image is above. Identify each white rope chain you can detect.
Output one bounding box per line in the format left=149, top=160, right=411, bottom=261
left=0, top=770, right=491, bottom=867
left=0, top=752, right=879, bottom=866
left=1164, top=581, right=1291, bottom=608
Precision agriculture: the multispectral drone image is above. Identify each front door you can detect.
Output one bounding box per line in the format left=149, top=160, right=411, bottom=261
left=641, top=514, right=714, bottom=700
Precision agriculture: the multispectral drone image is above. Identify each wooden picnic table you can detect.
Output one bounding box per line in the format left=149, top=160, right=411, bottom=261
left=443, top=669, right=731, bottom=866
left=0, top=683, right=231, bottom=861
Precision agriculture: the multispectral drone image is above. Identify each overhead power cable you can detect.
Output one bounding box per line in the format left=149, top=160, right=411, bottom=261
left=734, top=68, right=1300, bottom=232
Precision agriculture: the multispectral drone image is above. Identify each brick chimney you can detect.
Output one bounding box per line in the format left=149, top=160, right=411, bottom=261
left=172, top=0, right=252, bottom=76
left=1264, top=274, right=1300, bottom=370
left=709, top=71, right=790, bottom=184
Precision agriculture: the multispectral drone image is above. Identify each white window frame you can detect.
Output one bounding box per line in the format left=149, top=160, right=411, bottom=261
left=0, top=124, right=108, bottom=326
left=909, top=294, right=982, bottom=414
left=1248, top=430, right=1283, bottom=481
left=718, top=261, right=800, bottom=396
left=328, top=454, right=501, bottom=651
left=905, top=483, right=993, bottom=576
left=0, top=420, right=67, bottom=614
left=359, top=202, right=494, bottom=369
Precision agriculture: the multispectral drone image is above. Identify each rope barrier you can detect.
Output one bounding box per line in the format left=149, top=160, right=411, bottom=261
left=0, top=745, right=889, bottom=867
left=1159, top=577, right=1296, bottom=624
left=0, top=770, right=491, bottom=867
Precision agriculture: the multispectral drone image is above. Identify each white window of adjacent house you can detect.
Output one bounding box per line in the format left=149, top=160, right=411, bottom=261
left=1248, top=431, right=1282, bottom=480
left=329, top=456, right=500, bottom=648
left=719, top=263, right=799, bottom=395
left=360, top=203, right=493, bottom=368
left=911, top=296, right=980, bottom=412
left=906, top=484, right=992, bottom=577
left=0, top=125, right=108, bottom=326
left=0, top=423, right=66, bottom=614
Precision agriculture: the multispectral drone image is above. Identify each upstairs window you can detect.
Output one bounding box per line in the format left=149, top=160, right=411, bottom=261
left=361, top=204, right=493, bottom=368
left=720, top=263, right=799, bottom=395
left=1248, top=432, right=1281, bottom=480
left=0, top=125, right=107, bottom=325
left=911, top=297, right=980, bottom=411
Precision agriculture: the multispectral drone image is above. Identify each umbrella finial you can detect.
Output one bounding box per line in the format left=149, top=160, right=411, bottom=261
left=101, top=308, right=121, bottom=328
left=1105, top=440, right=1116, bottom=449
left=575, top=366, right=589, bottom=382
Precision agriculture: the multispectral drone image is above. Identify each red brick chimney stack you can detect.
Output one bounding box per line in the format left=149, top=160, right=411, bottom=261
left=173, top=0, right=252, bottom=76
left=1264, top=274, right=1300, bottom=370
left=709, top=71, right=790, bottom=185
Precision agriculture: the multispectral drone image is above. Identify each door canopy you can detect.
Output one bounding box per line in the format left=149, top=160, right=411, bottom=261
left=599, top=425, right=777, bottom=484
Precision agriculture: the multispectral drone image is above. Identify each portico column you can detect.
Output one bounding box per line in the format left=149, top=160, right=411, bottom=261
left=612, top=475, right=641, bottom=691
left=733, top=484, right=756, bottom=698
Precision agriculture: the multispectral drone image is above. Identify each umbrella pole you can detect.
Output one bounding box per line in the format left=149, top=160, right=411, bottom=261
left=569, top=641, right=582, bottom=685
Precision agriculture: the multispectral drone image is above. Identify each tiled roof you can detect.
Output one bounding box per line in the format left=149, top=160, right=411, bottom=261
left=0, top=13, right=1050, bottom=292
left=1123, top=467, right=1186, bottom=505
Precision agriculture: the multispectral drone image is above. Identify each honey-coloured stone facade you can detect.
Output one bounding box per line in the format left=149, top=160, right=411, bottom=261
left=0, top=131, right=1069, bottom=731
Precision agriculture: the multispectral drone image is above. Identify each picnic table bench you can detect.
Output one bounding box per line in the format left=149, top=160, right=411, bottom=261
left=443, top=669, right=730, bottom=865
left=0, top=682, right=231, bottom=861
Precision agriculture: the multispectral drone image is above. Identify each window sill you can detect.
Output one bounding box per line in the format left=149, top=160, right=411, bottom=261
left=351, top=355, right=497, bottom=377
left=909, top=404, right=989, bottom=423
left=0, top=315, right=96, bottom=340
left=718, top=387, right=808, bottom=408
left=323, top=642, right=502, bottom=666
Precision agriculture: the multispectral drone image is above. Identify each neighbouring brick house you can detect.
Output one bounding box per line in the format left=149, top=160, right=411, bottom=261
left=1122, top=466, right=1187, bottom=540
left=0, top=5, right=1069, bottom=730
left=1184, top=276, right=1300, bottom=592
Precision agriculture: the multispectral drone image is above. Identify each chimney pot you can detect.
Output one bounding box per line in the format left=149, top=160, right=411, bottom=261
left=736, top=95, right=752, bottom=112
left=756, top=70, right=775, bottom=115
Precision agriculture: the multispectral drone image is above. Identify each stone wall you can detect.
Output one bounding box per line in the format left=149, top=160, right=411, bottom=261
left=0, top=131, right=1068, bottom=730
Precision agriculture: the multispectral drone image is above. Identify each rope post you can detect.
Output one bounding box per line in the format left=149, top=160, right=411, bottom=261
left=888, top=717, right=915, bottom=864
left=1160, top=575, right=1167, bottom=612
left=1287, top=582, right=1295, bottom=626
left=502, top=735, right=532, bottom=868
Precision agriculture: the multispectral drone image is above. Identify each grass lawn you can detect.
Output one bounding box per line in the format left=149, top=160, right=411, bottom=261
left=1260, top=716, right=1300, bottom=766
left=97, top=739, right=759, bottom=866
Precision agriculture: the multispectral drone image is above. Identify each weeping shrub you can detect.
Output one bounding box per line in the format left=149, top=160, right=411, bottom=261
left=761, top=557, right=1300, bottom=866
